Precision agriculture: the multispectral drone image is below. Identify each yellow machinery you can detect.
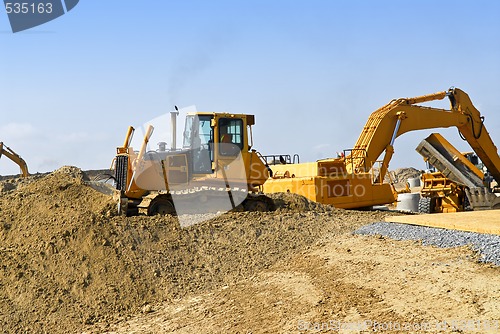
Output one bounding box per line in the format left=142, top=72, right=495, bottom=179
left=112, top=111, right=272, bottom=216
left=0, top=142, right=29, bottom=177
left=263, top=87, right=500, bottom=209
left=417, top=133, right=498, bottom=213
left=419, top=172, right=467, bottom=213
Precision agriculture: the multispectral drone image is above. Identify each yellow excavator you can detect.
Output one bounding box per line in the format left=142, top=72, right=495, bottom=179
left=110, top=111, right=273, bottom=216
left=0, top=142, right=29, bottom=177
left=263, top=87, right=500, bottom=209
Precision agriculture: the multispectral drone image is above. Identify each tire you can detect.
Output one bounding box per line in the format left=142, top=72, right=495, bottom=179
left=418, top=197, right=433, bottom=214
left=463, top=194, right=472, bottom=211
left=148, top=197, right=176, bottom=216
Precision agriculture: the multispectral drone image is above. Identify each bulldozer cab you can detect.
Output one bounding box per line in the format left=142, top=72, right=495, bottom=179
left=182, top=113, right=249, bottom=175
left=183, top=114, right=214, bottom=174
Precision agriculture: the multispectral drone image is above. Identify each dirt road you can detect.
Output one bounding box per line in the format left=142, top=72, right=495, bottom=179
left=92, top=233, right=500, bottom=333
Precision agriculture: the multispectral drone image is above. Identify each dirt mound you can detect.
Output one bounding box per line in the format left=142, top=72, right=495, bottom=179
left=391, top=167, right=421, bottom=184
left=0, top=167, right=393, bottom=333
left=0, top=173, right=46, bottom=193
left=0, top=165, right=88, bottom=194
left=0, top=167, right=116, bottom=332
left=0, top=180, right=16, bottom=192
left=268, top=192, right=335, bottom=212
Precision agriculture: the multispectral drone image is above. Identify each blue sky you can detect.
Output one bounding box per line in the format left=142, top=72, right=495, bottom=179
left=1, top=1, right=499, bottom=175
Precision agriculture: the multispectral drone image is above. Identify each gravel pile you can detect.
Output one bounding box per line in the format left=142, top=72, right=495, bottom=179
left=355, top=222, right=500, bottom=266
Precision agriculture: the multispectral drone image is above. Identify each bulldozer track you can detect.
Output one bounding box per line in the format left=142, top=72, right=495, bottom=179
left=134, top=186, right=274, bottom=216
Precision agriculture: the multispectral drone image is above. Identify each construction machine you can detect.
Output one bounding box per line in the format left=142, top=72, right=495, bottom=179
left=111, top=111, right=273, bottom=216
left=0, top=142, right=29, bottom=177
left=262, top=87, right=500, bottom=209
left=417, top=133, right=500, bottom=213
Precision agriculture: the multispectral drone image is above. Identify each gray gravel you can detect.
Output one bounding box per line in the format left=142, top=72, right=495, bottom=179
left=355, top=222, right=500, bottom=266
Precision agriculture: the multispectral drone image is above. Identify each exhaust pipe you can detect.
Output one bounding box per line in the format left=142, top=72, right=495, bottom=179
left=170, top=106, right=179, bottom=151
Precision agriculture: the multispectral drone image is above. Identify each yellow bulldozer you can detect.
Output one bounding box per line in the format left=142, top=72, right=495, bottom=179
left=110, top=111, right=273, bottom=216
left=262, top=87, right=500, bottom=210
left=0, top=142, right=29, bottom=177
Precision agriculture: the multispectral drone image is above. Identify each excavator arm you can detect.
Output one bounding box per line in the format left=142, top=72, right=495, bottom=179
left=449, top=88, right=500, bottom=182
left=0, top=142, right=29, bottom=177
left=349, top=88, right=500, bottom=185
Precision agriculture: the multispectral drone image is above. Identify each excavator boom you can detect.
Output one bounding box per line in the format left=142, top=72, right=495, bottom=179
left=351, top=88, right=500, bottom=185
left=0, top=142, right=29, bottom=177
left=263, top=87, right=500, bottom=211
left=450, top=88, right=500, bottom=183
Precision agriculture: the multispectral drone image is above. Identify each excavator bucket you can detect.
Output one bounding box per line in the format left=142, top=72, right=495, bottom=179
left=465, top=188, right=500, bottom=210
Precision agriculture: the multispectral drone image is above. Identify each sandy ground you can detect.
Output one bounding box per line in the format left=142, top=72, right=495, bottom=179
left=1, top=167, right=499, bottom=333
left=91, top=234, right=500, bottom=334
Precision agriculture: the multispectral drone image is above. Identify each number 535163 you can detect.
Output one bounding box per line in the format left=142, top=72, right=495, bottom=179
left=5, top=2, right=53, bottom=14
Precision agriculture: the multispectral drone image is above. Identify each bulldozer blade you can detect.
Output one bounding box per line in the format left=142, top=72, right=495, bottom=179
left=84, top=181, right=116, bottom=196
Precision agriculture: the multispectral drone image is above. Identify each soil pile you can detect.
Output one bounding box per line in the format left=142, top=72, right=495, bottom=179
left=0, top=167, right=393, bottom=333
left=0, top=167, right=116, bottom=332
left=391, top=167, right=421, bottom=184
left=0, top=173, right=47, bottom=193
left=268, top=192, right=335, bottom=212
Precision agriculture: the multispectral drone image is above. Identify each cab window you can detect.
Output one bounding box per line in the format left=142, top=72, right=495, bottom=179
left=219, top=118, right=243, bottom=156
left=190, top=115, right=214, bottom=174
